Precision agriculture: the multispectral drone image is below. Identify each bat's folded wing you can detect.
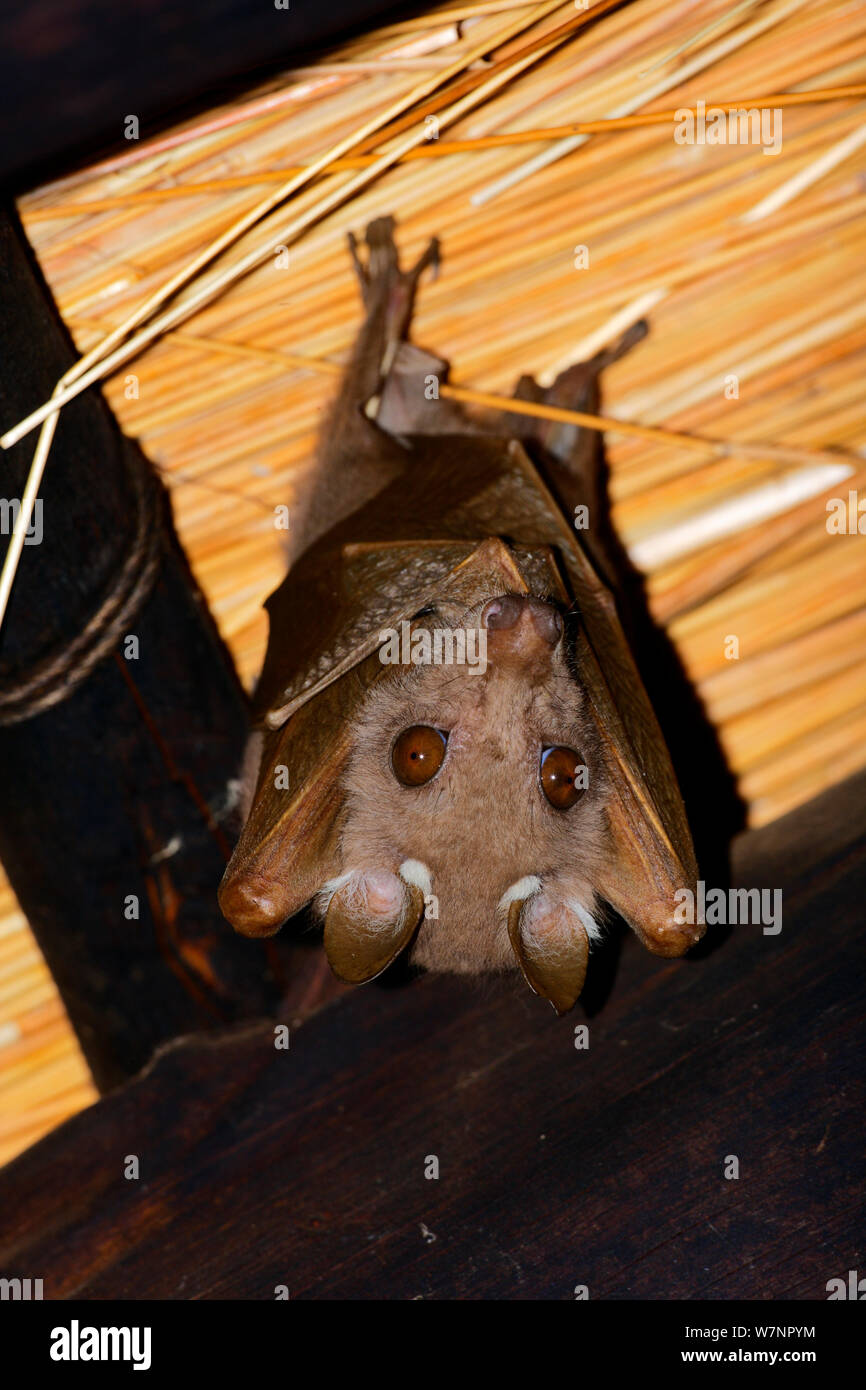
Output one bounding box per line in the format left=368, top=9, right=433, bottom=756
left=487, top=443, right=702, bottom=957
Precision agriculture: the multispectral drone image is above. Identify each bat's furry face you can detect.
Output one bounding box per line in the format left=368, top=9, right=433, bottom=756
left=322, top=593, right=609, bottom=987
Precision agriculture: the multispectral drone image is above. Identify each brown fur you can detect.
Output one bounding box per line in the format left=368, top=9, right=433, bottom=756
left=337, top=595, right=607, bottom=974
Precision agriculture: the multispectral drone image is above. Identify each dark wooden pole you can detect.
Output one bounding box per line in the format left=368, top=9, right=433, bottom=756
left=0, top=208, right=303, bottom=1090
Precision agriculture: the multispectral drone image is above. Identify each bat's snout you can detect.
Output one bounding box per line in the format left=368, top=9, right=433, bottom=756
left=481, top=594, right=562, bottom=664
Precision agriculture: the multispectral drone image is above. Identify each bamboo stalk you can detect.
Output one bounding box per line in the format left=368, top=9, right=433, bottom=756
left=0, top=0, right=580, bottom=455
left=20, top=83, right=866, bottom=221
left=699, top=609, right=866, bottom=721
left=0, top=1, right=583, bottom=632
left=472, top=0, right=814, bottom=203
left=109, top=327, right=860, bottom=478
left=742, top=112, right=866, bottom=221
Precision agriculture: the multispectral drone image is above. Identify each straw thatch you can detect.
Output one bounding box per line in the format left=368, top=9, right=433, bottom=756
left=2, top=0, right=864, bottom=1163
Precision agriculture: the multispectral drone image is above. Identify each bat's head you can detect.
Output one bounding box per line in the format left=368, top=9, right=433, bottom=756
left=320, top=592, right=608, bottom=1012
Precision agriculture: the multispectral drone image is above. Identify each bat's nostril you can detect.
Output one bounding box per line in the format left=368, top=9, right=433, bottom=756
left=527, top=599, right=563, bottom=647
left=482, top=594, right=524, bottom=630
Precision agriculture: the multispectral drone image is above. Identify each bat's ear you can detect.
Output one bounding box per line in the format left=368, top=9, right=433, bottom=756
left=506, top=885, right=592, bottom=1015
left=323, top=864, right=427, bottom=983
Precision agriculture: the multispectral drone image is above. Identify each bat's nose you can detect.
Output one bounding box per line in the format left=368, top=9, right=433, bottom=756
left=482, top=594, right=563, bottom=655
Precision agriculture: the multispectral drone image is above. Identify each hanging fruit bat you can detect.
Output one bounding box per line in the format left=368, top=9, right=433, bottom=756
left=218, top=216, right=702, bottom=1014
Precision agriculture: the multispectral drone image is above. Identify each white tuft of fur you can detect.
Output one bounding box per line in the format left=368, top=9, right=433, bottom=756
left=498, top=875, right=543, bottom=912
left=399, top=859, right=432, bottom=894
left=316, top=871, right=354, bottom=917
left=571, top=901, right=603, bottom=944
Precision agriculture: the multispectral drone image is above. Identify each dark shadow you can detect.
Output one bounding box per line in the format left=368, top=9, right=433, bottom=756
left=578, top=915, right=629, bottom=1016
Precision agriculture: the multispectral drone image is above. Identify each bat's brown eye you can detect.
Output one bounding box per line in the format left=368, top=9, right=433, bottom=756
left=391, top=725, right=448, bottom=786
left=540, top=746, right=586, bottom=810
